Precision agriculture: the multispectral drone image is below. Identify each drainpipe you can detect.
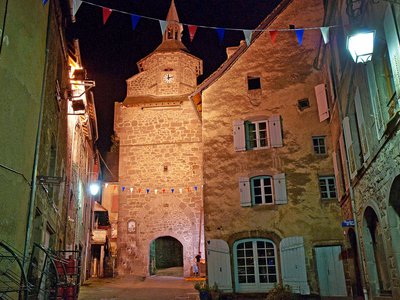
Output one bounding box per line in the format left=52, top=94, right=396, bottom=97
left=23, top=1, right=52, bottom=267
left=337, top=64, right=369, bottom=300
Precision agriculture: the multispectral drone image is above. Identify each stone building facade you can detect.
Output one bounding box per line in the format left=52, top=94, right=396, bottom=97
left=323, top=1, right=400, bottom=299
left=114, top=1, right=204, bottom=277
left=191, top=0, right=346, bottom=296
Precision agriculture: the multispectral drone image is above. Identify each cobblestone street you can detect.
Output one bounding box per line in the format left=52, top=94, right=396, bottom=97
left=78, top=276, right=200, bottom=300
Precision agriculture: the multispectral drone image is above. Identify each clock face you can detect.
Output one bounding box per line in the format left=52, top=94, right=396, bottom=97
left=163, top=73, right=174, bottom=84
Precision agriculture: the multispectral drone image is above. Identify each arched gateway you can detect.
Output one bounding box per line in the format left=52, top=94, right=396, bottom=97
left=150, top=236, right=183, bottom=276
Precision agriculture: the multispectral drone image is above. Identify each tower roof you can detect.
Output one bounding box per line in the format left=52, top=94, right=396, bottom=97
left=166, top=0, right=179, bottom=23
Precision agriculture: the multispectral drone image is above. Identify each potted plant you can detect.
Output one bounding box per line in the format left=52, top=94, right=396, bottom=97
left=266, top=284, right=295, bottom=300
left=194, top=281, right=211, bottom=300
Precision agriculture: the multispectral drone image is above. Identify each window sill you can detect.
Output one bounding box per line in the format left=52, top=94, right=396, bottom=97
left=252, top=204, right=278, bottom=211
left=321, top=198, right=337, bottom=202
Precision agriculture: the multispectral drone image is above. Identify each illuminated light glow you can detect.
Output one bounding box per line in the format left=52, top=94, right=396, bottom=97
left=89, top=183, right=100, bottom=196
left=347, top=31, right=375, bottom=63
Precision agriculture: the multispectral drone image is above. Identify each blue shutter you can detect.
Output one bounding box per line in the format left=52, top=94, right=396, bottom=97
left=207, top=239, right=233, bottom=292
left=280, top=236, right=310, bottom=295
left=233, top=120, right=246, bottom=151
left=239, top=177, right=251, bottom=207
left=384, top=4, right=400, bottom=101
left=273, top=173, right=287, bottom=204
left=269, top=115, right=282, bottom=147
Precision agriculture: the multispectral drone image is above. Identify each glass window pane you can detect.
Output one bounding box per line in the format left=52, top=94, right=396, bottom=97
left=264, top=195, right=273, bottom=203
left=253, top=179, right=261, bottom=186
left=264, top=187, right=272, bottom=194
left=247, top=275, right=255, bottom=283
left=245, top=242, right=252, bottom=248
left=239, top=276, right=246, bottom=283
left=254, top=187, right=262, bottom=195
left=268, top=275, right=277, bottom=282
left=259, top=275, right=268, bottom=283
left=268, top=266, right=276, bottom=274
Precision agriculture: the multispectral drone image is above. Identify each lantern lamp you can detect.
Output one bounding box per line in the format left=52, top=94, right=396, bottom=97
left=89, top=182, right=100, bottom=196
left=346, top=30, right=375, bottom=63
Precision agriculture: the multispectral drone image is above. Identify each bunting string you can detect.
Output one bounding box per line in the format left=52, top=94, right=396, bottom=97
left=76, top=0, right=338, bottom=36
left=104, top=184, right=203, bottom=195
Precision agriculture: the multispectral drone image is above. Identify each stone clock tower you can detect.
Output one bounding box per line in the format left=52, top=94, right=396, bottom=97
left=114, top=0, right=203, bottom=277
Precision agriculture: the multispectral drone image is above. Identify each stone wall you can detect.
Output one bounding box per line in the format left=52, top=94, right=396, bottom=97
left=201, top=0, right=345, bottom=293
left=115, top=99, right=203, bottom=277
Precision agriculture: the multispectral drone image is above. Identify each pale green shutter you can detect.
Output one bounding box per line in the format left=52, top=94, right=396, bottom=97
left=332, top=151, right=342, bottom=200
left=354, top=88, right=370, bottom=161
left=366, top=62, right=385, bottom=138
left=280, top=236, right=310, bottom=295
left=244, top=121, right=253, bottom=150
left=384, top=4, right=400, bottom=101
left=273, top=173, right=287, bottom=204
left=239, top=177, right=251, bottom=207
left=343, top=117, right=357, bottom=179
left=233, top=120, right=246, bottom=151
left=268, top=115, right=283, bottom=147
left=207, top=239, right=233, bottom=292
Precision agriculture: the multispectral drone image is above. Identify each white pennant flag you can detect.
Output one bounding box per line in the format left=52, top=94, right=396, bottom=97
left=159, top=20, right=168, bottom=36
left=243, top=30, right=253, bottom=47
left=73, top=0, right=82, bottom=16
left=320, top=27, right=330, bottom=44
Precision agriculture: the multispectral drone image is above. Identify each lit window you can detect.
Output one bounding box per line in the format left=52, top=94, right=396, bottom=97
left=319, top=176, right=336, bottom=199
left=248, top=76, right=261, bottom=90
left=234, top=239, right=277, bottom=290
left=251, top=176, right=273, bottom=205
left=312, top=136, right=326, bottom=154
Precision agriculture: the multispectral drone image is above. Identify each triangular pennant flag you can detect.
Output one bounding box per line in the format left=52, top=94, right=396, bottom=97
left=159, top=20, right=168, bottom=36
left=138, top=188, right=142, bottom=193
left=320, top=27, right=330, bottom=44
left=194, top=186, right=198, bottom=192
left=188, top=25, right=197, bottom=42
left=295, top=29, right=305, bottom=46
left=146, top=188, right=150, bottom=194
left=179, top=188, right=183, bottom=194
left=131, top=15, right=140, bottom=31
left=243, top=30, right=253, bottom=47
left=269, top=30, right=278, bottom=44
left=155, top=189, right=158, bottom=194
left=103, top=8, right=112, bottom=24
left=105, top=183, right=109, bottom=188
left=171, top=188, right=175, bottom=193
left=216, top=28, right=225, bottom=45
left=130, top=187, right=134, bottom=193
left=122, top=186, right=126, bottom=192
left=72, top=0, right=82, bottom=17
left=113, top=185, right=117, bottom=191
left=162, top=188, right=165, bottom=193
left=42, top=0, right=48, bottom=6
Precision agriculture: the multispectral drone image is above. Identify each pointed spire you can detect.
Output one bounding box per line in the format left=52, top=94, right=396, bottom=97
left=166, top=0, right=179, bottom=23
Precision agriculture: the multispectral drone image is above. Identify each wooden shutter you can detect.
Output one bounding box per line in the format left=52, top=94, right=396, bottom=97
left=239, top=177, right=251, bottom=207
left=343, top=117, right=357, bottom=179
left=273, top=173, right=287, bottom=204
left=384, top=4, right=400, bottom=100
left=280, top=236, right=310, bottom=295
left=332, top=152, right=342, bottom=200
left=245, top=121, right=253, bottom=150
left=315, top=84, right=329, bottom=122
left=233, top=120, right=246, bottom=151
left=366, top=63, right=385, bottom=138
left=354, top=88, right=370, bottom=161
left=268, top=115, right=283, bottom=147
left=338, top=133, right=349, bottom=191
left=207, top=239, right=233, bottom=292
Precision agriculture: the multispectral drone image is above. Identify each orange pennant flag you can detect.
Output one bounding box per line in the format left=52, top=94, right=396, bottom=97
left=269, top=30, right=278, bottom=44
left=188, top=25, right=197, bottom=42
left=103, top=8, right=112, bottom=24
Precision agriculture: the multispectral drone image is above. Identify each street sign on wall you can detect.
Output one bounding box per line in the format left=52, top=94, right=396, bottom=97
left=341, top=219, right=355, bottom=227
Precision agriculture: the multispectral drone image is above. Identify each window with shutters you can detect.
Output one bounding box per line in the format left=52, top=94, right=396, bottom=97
left=234, top=239, right=278, bottom=292
left=312, top=136, right=326, bottom=155
left=233, top=115, right=282, bottom=151
left=239, top=174, right=287, bottom=207
left=319, top=176, right=337, bottom=199
left=251, top=176, right=273, bottom=205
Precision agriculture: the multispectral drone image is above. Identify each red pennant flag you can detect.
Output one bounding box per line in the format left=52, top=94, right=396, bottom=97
left=103, top=8, right=112, bottom=24
left=188, top=25, right=197, bottom=42
left=269, top=30, right=278, bottom=44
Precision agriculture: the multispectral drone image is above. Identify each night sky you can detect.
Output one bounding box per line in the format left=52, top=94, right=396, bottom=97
left=74, top=0, right=282, bottom=151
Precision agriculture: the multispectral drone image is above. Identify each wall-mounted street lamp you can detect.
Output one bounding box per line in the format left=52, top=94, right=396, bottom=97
left=89, top=182, right=100, bottom=196
left=346, top=30, right=375, bottom=63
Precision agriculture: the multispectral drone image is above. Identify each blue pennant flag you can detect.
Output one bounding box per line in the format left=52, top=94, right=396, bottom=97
left=295, top=29, right=304, bottom=46
left=131, top=15, right=140, bottom=31
left=42, top=0, right=48, bottom=5
left=216, top=28, right=225, bottom=45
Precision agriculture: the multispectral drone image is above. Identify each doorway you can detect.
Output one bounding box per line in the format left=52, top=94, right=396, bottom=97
left=347, top=229, right=363, bottom=298
left=315, top=245, right=347, bottom=297
left=149, top=236, right=183, bottom=277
